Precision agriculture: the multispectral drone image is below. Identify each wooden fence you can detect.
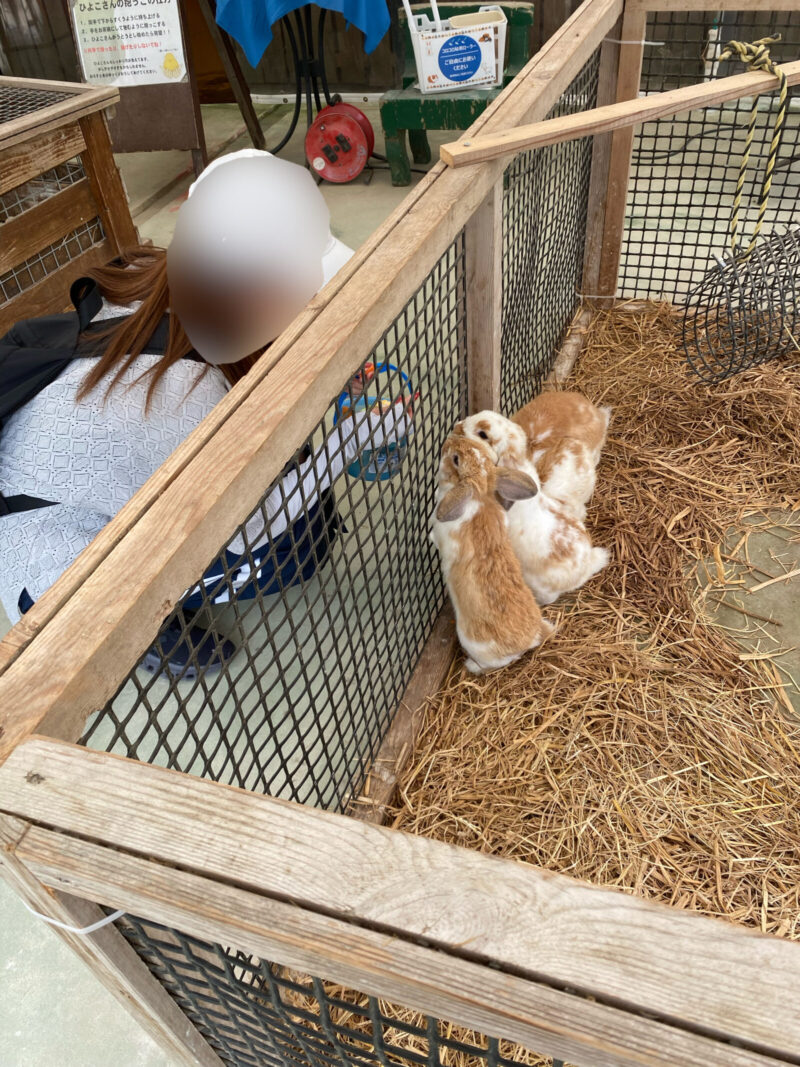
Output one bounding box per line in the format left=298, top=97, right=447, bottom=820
left=2, top=1, right=800, bottom=1064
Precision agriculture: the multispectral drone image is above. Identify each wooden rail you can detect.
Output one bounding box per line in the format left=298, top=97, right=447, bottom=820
left=440, top=60, right=800, bottom=168
left=2, top=738, right=800, bottom=1067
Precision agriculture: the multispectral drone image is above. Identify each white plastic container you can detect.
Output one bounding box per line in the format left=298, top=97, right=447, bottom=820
left=401, top=1, right=507, bottom=95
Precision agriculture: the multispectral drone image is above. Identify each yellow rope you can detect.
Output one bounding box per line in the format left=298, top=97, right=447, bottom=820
left=717, top=35, right=788, bottom=258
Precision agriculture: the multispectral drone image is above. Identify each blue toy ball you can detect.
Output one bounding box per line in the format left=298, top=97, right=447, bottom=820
left=334, top=362, right=413, bottom=482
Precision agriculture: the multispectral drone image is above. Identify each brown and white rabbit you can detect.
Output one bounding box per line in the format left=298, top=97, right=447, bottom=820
left=461, top=395, right=609, bottom=521
left=431, top=430, right=555, bottom=674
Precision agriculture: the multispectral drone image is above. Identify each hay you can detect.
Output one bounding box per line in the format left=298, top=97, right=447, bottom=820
left=390, top=302, right=800, bottom=938
left=266, top=304, right=800, bottom=1067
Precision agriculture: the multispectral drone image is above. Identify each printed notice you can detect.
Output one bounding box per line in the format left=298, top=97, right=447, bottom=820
left=70, top=0, right=186, bottom=87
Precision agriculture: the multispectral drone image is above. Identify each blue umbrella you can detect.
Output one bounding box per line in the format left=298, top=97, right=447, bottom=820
left=216, top=1, right=391, bottom=68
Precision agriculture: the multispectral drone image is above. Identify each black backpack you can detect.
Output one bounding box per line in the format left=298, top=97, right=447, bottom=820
left=0, top=276, right=172, bottom=516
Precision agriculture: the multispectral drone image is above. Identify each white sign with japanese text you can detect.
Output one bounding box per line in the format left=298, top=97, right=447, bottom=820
left=70, top=0, right=187, bottom=87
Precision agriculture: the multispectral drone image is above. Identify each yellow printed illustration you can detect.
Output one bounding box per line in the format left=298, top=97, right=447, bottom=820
left=162, top=52, right=181, bottom=78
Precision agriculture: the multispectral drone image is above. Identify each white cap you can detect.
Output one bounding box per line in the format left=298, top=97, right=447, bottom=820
left=188, top=148, right=354, bottom=288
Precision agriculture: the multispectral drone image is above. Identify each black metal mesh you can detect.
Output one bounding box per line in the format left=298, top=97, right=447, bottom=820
left=80, top=237, right=467, bottom=814
left=500, top=54, right=600, bottom=414
left=114, top=915, right=564, bottom=1067
left=682, top=223, right=800, bottom=380
left=619, top=10, right=800, bottom=301
left=0, top=217, right=105, bottom=303
left=0, top=157, right=86, bottom=223
left=0, top=83, right=73, bottom=123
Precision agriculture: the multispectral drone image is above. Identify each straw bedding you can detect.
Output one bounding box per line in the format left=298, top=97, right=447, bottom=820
left=274, top=304, right=800, bottom=1066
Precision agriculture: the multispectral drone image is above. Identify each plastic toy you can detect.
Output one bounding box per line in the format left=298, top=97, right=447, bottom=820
left=334, top=362, right=416, bottom=481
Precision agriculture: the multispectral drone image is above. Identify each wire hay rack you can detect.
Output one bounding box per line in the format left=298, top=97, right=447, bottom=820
left=682, top=224, right=800, bottom=382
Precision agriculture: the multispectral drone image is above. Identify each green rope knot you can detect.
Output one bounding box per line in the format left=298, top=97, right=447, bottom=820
left=716, top=35, right=788, bottom=259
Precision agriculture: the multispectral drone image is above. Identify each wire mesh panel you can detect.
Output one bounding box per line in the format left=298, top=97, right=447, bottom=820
left=114, top=915, right=564, bottom=1067
left=500, top=54, right=600, bottom=414
left=0, top=83, right=73, bottom=123
left=619, top=10, right=800, bottom=301
left=0, top=217, right=106, bottom=303
left=81, top=237, right=467, bottom=814
left=0, top=157, right=86, bottom=222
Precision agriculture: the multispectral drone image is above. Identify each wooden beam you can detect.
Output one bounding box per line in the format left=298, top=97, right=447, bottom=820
left=3, top=737, right=800, bottom=1063
left=15, top=821, right=792, bottom=1067
left=0, top=813, right=223, bottom=1067
left=77, top=112, right=139, bottom=253
left=466, top=179, right=504, bottom=413
left=350, top=609, right=457, bottom=824
left=440, top=59, right=800, bottom=169
left=596, top=4, right=647, bottom=300
left=0, top=0, right=621, bottom=756
left=0, top=123, right=86, bottom=198
left=0, top=179, right=97, bottom=274
left=632, top=0, right=798, bottom=9
left=194, top=0, right=266, bottom=151
left=582, top=24, right=621, bottom=302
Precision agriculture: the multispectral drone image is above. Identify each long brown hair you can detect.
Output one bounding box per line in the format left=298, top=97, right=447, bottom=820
left=76, top=245, right=259, bottom=409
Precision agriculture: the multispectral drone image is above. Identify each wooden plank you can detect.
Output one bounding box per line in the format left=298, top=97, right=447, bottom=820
left=0, top=78, right=118, bottom=152
left=0, top=179, right=97, bottom=275
left=0, top=123, right=86, bottom=197
left=582, top=28, right=621, bottom=297
left=15, top=822, right=791, bottom=1067
left=440, top=59, right=800, bottom=168
left=466, top=179, right=504, bottom=413
left=350, top=609, right=457, bottom=824
left=3, top=737, right=800, bottom=1062
left=0, top=0, right=621, bottom=742
left=0, top=813, right=223, bottom=1067
left=77, top=112, right=138, bottom=253
left=550, top=305, right=596, bottom=384
left=596, top=5, right=647, bottom=300
left=632, top=0, right=798, bottom=9
left=0, top=239, right=114, bottom=336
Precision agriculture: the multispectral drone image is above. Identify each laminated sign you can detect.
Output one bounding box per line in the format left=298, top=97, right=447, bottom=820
left=69, top=0, right=187, bottom=87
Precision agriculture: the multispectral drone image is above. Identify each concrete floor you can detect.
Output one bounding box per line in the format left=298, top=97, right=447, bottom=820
left=0, top=101, right=448, bottom=1067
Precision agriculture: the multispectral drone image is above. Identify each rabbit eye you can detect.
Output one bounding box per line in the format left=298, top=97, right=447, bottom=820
left=477, top=430, right=489, bottom=441
left=452, top=455, right=459, bottom=468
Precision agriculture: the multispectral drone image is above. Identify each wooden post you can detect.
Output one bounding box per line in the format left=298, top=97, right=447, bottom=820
left=466, top=177, right=504, bottom=413
left=581, top=22, right=622, bottom=298
left=194, top=0, right=266, bottom=152
left=595, top=1, right=647, bottom=301
left=0, top=813, right=223, bottom=1067
left=77, top=110, right=139, bottom=252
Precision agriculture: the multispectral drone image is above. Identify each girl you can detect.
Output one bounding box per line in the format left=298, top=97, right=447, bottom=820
left=0, top=150, right=408, bottom=677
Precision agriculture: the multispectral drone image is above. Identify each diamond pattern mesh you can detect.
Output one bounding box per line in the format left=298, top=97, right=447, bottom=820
left=0, top=83, right=73, bottom=123
left=0, top=158, right=86, bottom=223
left=501, top=54, right=600, bottom=414
left=0, top=218, right=105, bottom=303
left=81, top=237, right=467, bottom=814
left=619, top=10, right=800, bottom=301
left=114, top=916, right=563, bottom=1067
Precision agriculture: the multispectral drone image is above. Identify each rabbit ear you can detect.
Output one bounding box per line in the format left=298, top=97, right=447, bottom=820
left=495, top=468, right=538, bottom=511
left=436, top=484, right=474, bottom=523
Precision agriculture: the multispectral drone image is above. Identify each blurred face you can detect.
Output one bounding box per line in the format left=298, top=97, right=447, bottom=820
left=166, top=154, right=329, bottom=365
left=168, top=264, right=310, bottom=365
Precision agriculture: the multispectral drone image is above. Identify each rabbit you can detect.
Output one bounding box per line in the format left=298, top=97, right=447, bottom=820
left=503, top=468, right=610, bottom=606
left=461, top=394, right=610, bottom=521
left=454, top=417, right=610, bottom=604
left=431, top=430, right=555, bottom=675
